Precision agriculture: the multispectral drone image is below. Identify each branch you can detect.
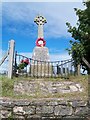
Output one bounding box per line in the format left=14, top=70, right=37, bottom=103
left=82, top=57, right=90, bottom=69
left=0, top=50, right=9, bottom=66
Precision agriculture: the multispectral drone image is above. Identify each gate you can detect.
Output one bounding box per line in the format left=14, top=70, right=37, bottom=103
left=14, top=52, right=75, bottom=78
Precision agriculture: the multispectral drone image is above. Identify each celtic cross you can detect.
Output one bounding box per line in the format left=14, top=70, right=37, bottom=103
left=34, top=15, right=47, bottom=38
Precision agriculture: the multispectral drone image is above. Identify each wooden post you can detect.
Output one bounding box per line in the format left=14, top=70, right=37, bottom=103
left=77, top=64, right=80, bottom=76
left=8, top=40, right=15, bottom=79
left=0, top=50, right=9, bottom=66
left=61, top=61, right=63, bottom=77
left=82, top=57, right=90, bottom=102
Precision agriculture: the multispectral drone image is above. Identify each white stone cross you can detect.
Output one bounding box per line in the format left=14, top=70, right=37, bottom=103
left=34, top=15, right=47, bottom=38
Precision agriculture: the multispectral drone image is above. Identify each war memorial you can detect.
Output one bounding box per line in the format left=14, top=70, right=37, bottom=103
left=32, top=15, right=50, bottom=61
left=0, top=14, right=89, bottom=119
left=31, top=15, right=53, bottom=77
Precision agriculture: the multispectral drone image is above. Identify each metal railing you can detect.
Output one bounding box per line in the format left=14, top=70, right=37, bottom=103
left=13, top=52, right=75, bottom=78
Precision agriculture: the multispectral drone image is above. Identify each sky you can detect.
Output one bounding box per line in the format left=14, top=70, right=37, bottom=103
left=1, top=1, right=86, bottom=71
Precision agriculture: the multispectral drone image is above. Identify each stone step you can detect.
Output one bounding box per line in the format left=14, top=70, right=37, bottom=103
left=14, top=80, right=84, bottom=97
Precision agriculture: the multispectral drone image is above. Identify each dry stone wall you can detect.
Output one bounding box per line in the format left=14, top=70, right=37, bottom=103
left=0, top=80, right=89, bottom=119
left=0, top=98, right=89, bottom=119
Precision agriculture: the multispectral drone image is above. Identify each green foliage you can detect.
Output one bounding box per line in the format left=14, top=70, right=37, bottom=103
left=66, top=1, right=90, bottom=73
left=17, top=58, right=29, bottom=70
left=18, top=62, right=27, bottom=70
left=0, top=76, right=14, bottom=97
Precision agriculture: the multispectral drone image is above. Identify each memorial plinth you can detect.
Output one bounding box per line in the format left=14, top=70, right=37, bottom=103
left=32, top=46, right=50, bottom=61
left=30, top=63, right=53, bottom=77
left=31, top=46, right=52, bottom=77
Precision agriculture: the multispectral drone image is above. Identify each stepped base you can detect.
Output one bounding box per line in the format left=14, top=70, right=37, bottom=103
left=14, top=80, right=85, bottom=97
left=29, top=63, right=53, bottom=77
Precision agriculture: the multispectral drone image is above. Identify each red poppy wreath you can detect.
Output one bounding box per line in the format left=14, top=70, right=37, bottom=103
left=36, top=38, right=46, bottom=47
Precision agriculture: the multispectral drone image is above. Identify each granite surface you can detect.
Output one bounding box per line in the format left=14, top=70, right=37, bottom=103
left=32, top=46, right=50, bottom=61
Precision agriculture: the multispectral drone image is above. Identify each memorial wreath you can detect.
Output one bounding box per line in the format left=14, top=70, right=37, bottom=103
left=36, top=38, right=46, bottom=47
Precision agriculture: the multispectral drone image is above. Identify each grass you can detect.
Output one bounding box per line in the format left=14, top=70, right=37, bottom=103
left=0, top=75, right=88, bottom=100
left=0, top=76, right=14, bottom=97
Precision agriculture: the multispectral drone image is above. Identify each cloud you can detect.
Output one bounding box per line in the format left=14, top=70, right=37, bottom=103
left=49, top=48, right=63, bottom=53
left=3, top=0, right=83, bottom=2
left=17, top=52, right=32, bottom=58
left=2, top=2, right=85, bottom=39
left=50, top=52, right=71, bottom=61
left=17, top=51, right=71, bottom=61
left=0, top=3, right=2, bottom=41
left=0, top=49, right=7, bottom=60
left=0, top=49, right=8, bottom=73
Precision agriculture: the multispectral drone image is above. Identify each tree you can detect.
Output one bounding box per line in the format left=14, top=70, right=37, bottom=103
left=66, top=1, right=90, bottom=74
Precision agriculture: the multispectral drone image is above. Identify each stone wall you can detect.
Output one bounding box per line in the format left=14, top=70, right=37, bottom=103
left=0, top=98, right=89, bottom=119
left=14, top=80, right=84, bottom=97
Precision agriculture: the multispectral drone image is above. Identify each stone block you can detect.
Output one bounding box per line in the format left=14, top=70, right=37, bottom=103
left=54, top=105, right=72, bottom=116
left=0, top=110, right=12, bottom=118
left=1, top=101, right=14, bottom=108
left=36, top=106, right=42, bottom=114
left=71, top=101, right=87, bottom=107
left=69, top=85, right=78, bottom=92
left=13, top=106, right=25, bottom=115
left=23, top=106, right=35, bottom=115
left=32, top=46, right=50, bottom=61
left=15, top=101, right=30, bottom=106
left=42, top=106, right=54, bottom=114
left=27, top=115, right=41, bottom=119
left=13, top=115, right=25, bottom=119
left=14, top=81, right=38, bottom=96
left=47, top=101, right=58, bottom=106
left=75, top=107, right=88, bottom=115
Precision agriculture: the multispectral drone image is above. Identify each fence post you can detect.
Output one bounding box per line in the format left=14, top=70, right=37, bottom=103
left=13, top=51, right=17, bottom=77
left=8, top=40, right=15, bottom=79
left=77, top=64, right=80, bottom=76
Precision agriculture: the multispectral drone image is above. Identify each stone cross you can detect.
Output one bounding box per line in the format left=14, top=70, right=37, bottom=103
left=34, top=15, right=47, bottom=38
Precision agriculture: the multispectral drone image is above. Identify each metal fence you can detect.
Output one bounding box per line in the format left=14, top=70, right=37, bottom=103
left=14, top=52, right=75, bottom=78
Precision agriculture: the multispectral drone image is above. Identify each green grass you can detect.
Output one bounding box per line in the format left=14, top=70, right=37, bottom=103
left=0, top=75, right=88, bottom=100
left=0, top=76, right=14, bottom=97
